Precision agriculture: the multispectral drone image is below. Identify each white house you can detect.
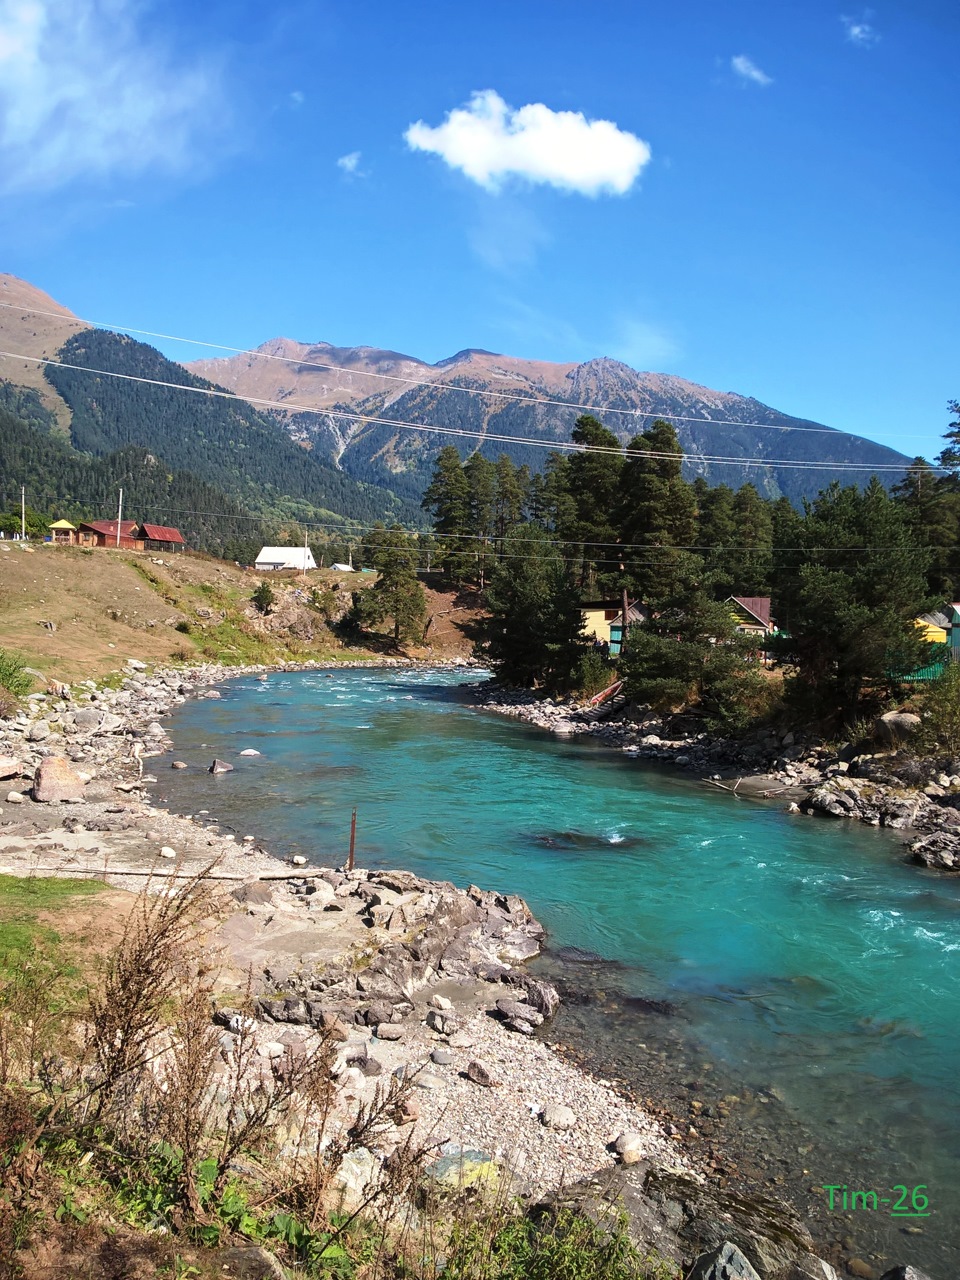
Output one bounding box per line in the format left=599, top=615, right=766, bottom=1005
left=329, top=562, right=355, bottom=572
left=255, top=546, right=317, bottom=571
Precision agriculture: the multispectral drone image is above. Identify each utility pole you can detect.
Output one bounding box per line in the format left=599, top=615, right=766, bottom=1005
left=302, top=528, right=308, bottom=579
left=116, top=489, right=123, bottom=547
left=20, top=486, right=25, bottom=540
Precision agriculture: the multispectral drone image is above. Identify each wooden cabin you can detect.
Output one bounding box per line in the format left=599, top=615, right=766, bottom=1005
left=76, top=520, right=144, bottom=550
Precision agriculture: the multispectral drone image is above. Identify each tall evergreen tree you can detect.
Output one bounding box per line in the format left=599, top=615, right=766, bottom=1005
left=554, top=416, right=624, bottom=592
left=891, top=457, right=957, bottom=596
left=464, top=452, right=496, bottom=588
left=421, top=446, right=472, bottom=583
left=480, top=524, right=586, bottom=691
left=616, top=419, right=698, bottom=604
left=772, top=478, right=933, bottom=722
left=728, top=483, right=774, bottom=596
left=358, top=526, right=427, bottom=644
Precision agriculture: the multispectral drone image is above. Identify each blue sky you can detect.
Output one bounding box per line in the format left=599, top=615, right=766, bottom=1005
left=1, top=0, right=957, bottom=460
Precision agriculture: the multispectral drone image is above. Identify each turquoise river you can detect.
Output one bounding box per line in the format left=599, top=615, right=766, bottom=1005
left=157, top=666, right=960, bottom=1275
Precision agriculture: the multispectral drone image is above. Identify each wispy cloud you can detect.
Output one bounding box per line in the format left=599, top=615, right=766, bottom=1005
left=469, top=196, right=551, bottom=272
left=405, top=89, right=651, bottom=197
left=0, top=0, right=221, bottom=194
left=841, top=13, right=880, bottom=46
left=336, top=150, right=364, bottom=177
left=608, top=316, right=680, bottom=370
left=731, top=54, right=773, bottom=87
left=289, top=90, right=305, bottom=107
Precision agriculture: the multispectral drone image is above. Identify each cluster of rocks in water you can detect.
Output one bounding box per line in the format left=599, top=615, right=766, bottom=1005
left=476, top=689, right=960, bottom=875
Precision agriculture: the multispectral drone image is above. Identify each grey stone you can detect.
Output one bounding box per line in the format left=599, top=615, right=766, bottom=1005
left=878, top=1270, right=934, bottom=1280
left=0, top=757, right=21, bottom=779
left=495, top=997, right=543, bottom=1026
left=540, top=1103, right=576, bottom=1130
left=215, top=1245, right=286, bottom=1280
left=26, top=720, right=50, bottom=742
left=363, top=1000, right=396, bottom=1027
left=210, top=758, right=234, bottom=773
left=686, top=1241, right=762, bottom=1280
left=431, top=1047, right=454, bottom=1065
left=171, top=760, right=188, bottom=769
left=426, top=1008, right=459, bottom=1036
left=5, top=790, right=24, bottom=804
left=375, top=1023, right=404, bottom=1040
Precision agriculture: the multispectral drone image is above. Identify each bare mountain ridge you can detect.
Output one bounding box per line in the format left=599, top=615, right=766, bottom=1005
left=0, top=273, right=911, bottom=507
left=188, top=338, right=911, bottom=504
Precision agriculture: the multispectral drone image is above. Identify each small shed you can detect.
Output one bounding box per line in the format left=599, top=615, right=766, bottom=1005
left=77, top=520, right=144, bottom=550
left=138, top=523, right=186, bottom=553
left=48, top=519, right=78, bottom=545
left=255, top=546, right=317, bottom=572
left=329, top=562, right=355, bottom=573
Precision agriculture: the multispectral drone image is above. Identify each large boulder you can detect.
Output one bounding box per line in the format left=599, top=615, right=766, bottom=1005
left=33, top=757, right=84, bottom=803
left=687, top=1241, right=762, bottom=1280
left=0, top=757, right=21, bottom=780
left=875, top=712, right=922, bottom=746
left=910, top=832, right=960, bottom=871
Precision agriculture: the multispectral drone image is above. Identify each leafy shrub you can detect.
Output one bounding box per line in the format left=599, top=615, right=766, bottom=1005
left=574, top=651, right=614, bottom=701
left=919, top=661, right=960, bottom=754
left=0, top=650, right=31, bottom=717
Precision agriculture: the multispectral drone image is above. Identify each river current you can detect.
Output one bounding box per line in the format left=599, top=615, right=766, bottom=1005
left=156, top=666, right=960, bottom=1274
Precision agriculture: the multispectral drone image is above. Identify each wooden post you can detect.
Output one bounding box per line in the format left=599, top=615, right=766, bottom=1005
left=348, top=808, right=357, bottom=871
left=620, top=586, right=630, bottom=654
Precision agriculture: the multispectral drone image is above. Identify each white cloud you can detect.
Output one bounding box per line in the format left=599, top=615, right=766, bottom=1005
left=290, top=90, right=305, bottom=107
left=731, top=55, right=773, bottom=86
left=609, top=317, right=680, bottom=370
left=0, top=0, right=220, bottom=193
left=336, top=150, right=363, bottom=175
left=841, top=13, right=879, bottom=46
left=404, top=89, right=651, bottom=196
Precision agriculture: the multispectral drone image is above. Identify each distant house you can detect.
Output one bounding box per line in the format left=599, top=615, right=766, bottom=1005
left=580, top=600, right=648, bottom=656
left=726, top=596, right=775, bottom=637
left=77, top=520, right=144, bottom=551
left=138, top=523, right=186, bottom=553
left=916, top=611, right=949, bottom=645
left=255, top=546, right=317, bottom=572
left=48, top=519, right=78, bottom=545
left=329, top=562, right=355, bottom=573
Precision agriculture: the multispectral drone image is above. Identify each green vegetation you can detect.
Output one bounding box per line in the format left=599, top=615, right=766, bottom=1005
left=356, top=526, right=427, bottom=644
left=251, top=579, right=275, bottom=615
left=0, top=875, right=105, bottom=977
left=0, top=649, right=32, bottom=718
left=424, top=405, right=960, bottom=729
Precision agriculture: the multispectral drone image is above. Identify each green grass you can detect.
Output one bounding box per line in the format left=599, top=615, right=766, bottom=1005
left=0, top=875, right=105, bottom=973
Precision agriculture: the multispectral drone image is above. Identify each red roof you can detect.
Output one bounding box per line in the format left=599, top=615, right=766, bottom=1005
left=730, top=596, right=773, bottom=627
left=139, top=523, right=185, bottom=544
left=79, top=520, right=139, bottom=538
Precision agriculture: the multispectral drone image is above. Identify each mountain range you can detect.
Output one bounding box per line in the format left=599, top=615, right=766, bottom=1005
left=188, top=339, right=913, bottom=506
left=0, top=272, right=913, bottom=523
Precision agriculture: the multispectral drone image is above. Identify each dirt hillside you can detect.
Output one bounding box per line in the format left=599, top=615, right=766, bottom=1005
left=0, top=543, right=481, bottom=684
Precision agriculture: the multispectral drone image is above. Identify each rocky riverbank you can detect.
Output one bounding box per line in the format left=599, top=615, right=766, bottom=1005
left=474, top=687, right=960, bottom=874
left=0, top=660, right=936, bottom=1279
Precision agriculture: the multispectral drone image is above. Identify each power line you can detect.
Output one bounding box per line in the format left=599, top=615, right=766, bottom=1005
left=0, top=299, right=913, bottom=443
left=0, top=348, right=929, bottom=474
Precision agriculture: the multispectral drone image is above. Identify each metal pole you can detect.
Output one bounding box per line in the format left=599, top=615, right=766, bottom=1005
left=20, top=485, right=25, bottom=540
left=116, top=488, right=123, bottom=547
left=347, top=808, right=357, bottom=871
left=302, top=528, right=308, bottom=579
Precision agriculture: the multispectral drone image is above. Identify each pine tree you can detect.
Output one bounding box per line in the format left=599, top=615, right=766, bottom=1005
left=480, top=524, right=586, bottom=690
left=359, top=526, right=427, bottom=644
left=616, top=419, right=698, bottom=604
left=771, top=479, right=934, bottom=722
left=421, top=446, right=472, bottom=583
